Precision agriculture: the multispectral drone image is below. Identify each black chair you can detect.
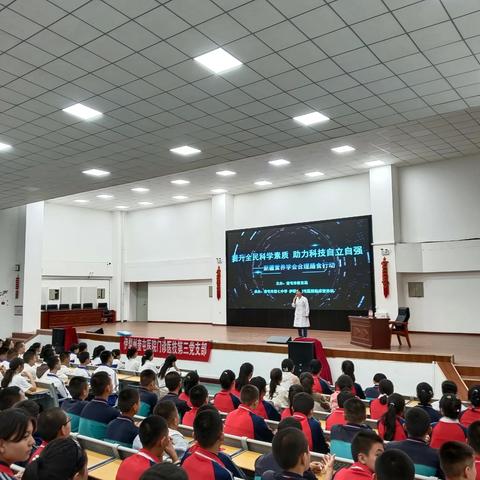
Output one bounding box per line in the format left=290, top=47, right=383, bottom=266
left=71, top=303, right=81, bottom=310
left=40, top=304, right=46, bottom=311
left=82, top=303, right=93, bottom=309
left=46, top=304, right=58, bottom=311
left=389, top=307, right=411, bottom=348
left=97, top=302, right=108, bottom=310
left=59, top=304, right=70, bottom=310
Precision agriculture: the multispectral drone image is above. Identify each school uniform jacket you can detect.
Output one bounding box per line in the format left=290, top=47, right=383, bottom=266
left=182, top=406, right=199, bottom=427
left=460, top=407, right=480, bottom=428
left=418, top=404, right=442, bottom=423
left=115, top=448, right=159, bottom=480
left=312, top=375, right=333, bottom=395
left=78, top=397, right=120, bottom=440
left=213, top=390, right=240, bottom=413
left=292, top=412, right=329, bottom=454
left=330, top=423, right=372, bottom=460
left=224, top=404, right=274, bottom=442
left=105, top=415, right=139, bottom=448
left=160, top=392, right=190, bottom=419
left=253, top=399, right=281, bottom=421
left=369, top=397, right=388, bottom=420
left=430, top=417, right=467, bottom=449
left=378, top=417, right=407, bottom=441
left=255, top=452, right=316, bottom=480
left=0, top=462, right=16, bottom=480
left=61, top=398, right=88, bottom=432
left=137, top=387, right=157, bottom=417
left=364, top=386, right=380, bottom=399
left=334, top=462, right=373, bottom=480
left=325, top=408, right=346, bottom=431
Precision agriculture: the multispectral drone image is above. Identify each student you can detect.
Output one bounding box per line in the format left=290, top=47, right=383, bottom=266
left=281, top=384, right=304, bottom=420
left=251, top=376, right=281, bottom=421
left=334, top=430, right=385, bottom=480
left=29, top=407, right=71, bottom=462
left=179, top=370, right=199, bottom=406
left=378, top=393, right=407, bottom=441
left=112, top=349, right=124, bottom=369
left=213, top=369, right=240, bottom=413
left=78, top=371, right=119, bottom=439
left=91, top=345, right=105, bottom=366
left=331, top=397, right=371, bottom=460
left=158, top=354, right=178, bottom=390
left=386, top=407, right=442, bottom=477
left=105, top=388, right=140, bottom=447
left=462, top=386, right=480, bottom=428
left=138, top=369, right=159, bottom=416
left=364, top=373, right=387, bottom=400
left=232, top=362, right=254, bottom=397
left=375, top=449, right=415, bottom=480
left=431, top=394, right=467, bottom=449
left=370, top=379, right=394, bottom=421
left=139, top=463, right=187, bottom=480
left=1, top=357, right=36, bottom=394
left=0, top=346, right=9, bottom=369
left=77, top=342, right=88, bottom=355
left=265, top=368, right=289, bottom=411
left=124, top=347, right=141, bottom=372
left=292, top=392, right=329, bottom=454
left=23, top=437, right=88, bottom=480
left=69, top=344, right=79, bottom=364
left=299, top=372, right=330, bottom=412
left=22, top=350, right=38, bottom=380
left=342, top=360, right=365, bottom=399
left=0, top=408, right=36, bottom=479
left=14, top=341, right=26, bottom=356
left=116, top=415, right=177, bottom=480
left=432, top=381, right=466, bottom=411
left=182, top=408, right=246, bottom=480
left=330, top=374, right=355, bottom=411
left=94, top=350, right=119, bottom=392
left=326, top=391, right=354, bottom=430
left=40, top=356, right=71, bottom=401
left=280, top=358, right=300, bottom=390
left=310, top=359, right=333, bottom=395
left=72, top=352, right=90, bottom=378
left=417, top=381, right=442, bottom=423
left=182, top=384, right=209, bottom=427
left=58, top=352, right=72, bottom=382
left=139, top=350, right=157, bottom=373
left=62, top=376, right=89, bottom=432
left=439, top=441, right=477, bottom=480
left=0, top=386, right=24, bottom=411
left=467, top=421, right=480, bottom=480
left=224, top=384, right=274, bottom=442
left=159, top=371, right=190, bottom=420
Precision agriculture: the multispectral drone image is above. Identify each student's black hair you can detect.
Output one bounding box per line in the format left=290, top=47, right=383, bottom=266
left=67, top=376, right=89, bottom=400
left=6, top=348, right=17, bottom=361
left=189, top=384, right=208, bottom=408
left=69, top=343, right=79, bottom=353
left=338, top=391, right=355, bottom=409
left=22, top=437, right=87, bottom=480
left=140, top=369, right=157, bottom=387
left=219, top=369, right=236, bottom=390
left=41, top=347, right=55, bottom=363
left=287, top=384, right=304, bottom=413
left=299, top=372, right=314, bottom=395
left=90, top=371, right=111, bottom=397
left=292, top=392, right=314, bottom=415
left=278, top=417, right=302, bottom=431
left=92, top=345, right=105, bottom=359
left=46, top=355, right=60, bottom=371
left=37, top=407, right=68, bottom=441
left=335, top=374, right=354, bottom=392
left=416, top=382, right=434, bottom=406
left=250, top=376, right=267, bottom=395
left=77, top=342, right=88, bottom=353
left=30, top=342, right=41, bottom=352
left=281, top=358, right=295, bottom=373
left=405, top=407, right=430, bottom=438
left=341, top=360, right=356, bottom=383
left=1, top=357, right=24, bottom=388
left=23, top=350, right=36, bottom=364
left=309, top=359, right=322, bottom=375
left=154, top=401, right=178, bottom=424
left=139, top=415, right=169, bottom=449
left=141, top=349, right=154, bottom=366
left=78, top=351, right=90, bottom=364
left=0, top=408, right=36, bottom=442
left=268, top=368, right=282, bottom=400
left=139, top=463, right=188, bottom=480
left=183, top=371, right=200, bottom=396
left=112, top=349, right=121, bottom=359
left=240, top=384, right=259, bottom=405
left=378, top=379, right=394, bottom=406
left=235, top=362, right=254, bottom=392
left=351, top=430, right=384, bottom=462
left=375, top=449, right=415, bottom=480
left=441, top=380, right=458, bottom=395
left=118, top=388, right=140, bottom=413
left=99, top=350, right=112, bottom=365
left=0, top=346, right=8, bottom=356
left=380, top=393, right=405, bottom=441
left=15, top=400, right=41, bottom=419
left=159, top=354, right=177, bottom=380
left=126, top=347, right=137, bottom=359
left=468, top=384, right=480, bottom=408
left=439, top=441, right=475, bottom=479
left=440, top=393, right=462, bottom=420
left=272, top=427, right=308, bottom=470
left=373, top=373, right=387, bottom=383
left=467, top=420, right=480, bottom=454
left=344, top=397, right=367, bottom=424
left=14, top=341, right=25, bottom=353
left=193, top=408, right=223, bottom=448
left=0, top=386, right=22, bottom=410
left=59, top=351, right=70, bottom=363
left=165, top=371, right=182, bottom=392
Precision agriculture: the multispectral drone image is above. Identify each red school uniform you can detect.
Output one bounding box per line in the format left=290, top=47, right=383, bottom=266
left=325, top=408, right=346, bottom=431
left=281, top=407, right=293, bottom=420
left=475, top=455, right=480, bottom=480
left=29, top=440, right=48, bottom=463
left=182, top=406, right=199, bottom=427
left=460, top=407, right=480, bottom=428
left=334, top=461, right=374, bottom=480
left=0, top=462, right=16, bottom=479
left=179, top=392, right=192, bottom=408
left=213, top=390, right=240, bottom=413
left=223, top=404, right=273, bottom=442
left=115, top=448, right=159, bottom=480
left=370, top=397, right=388, bottom=420
left=378, top=417, right=407, bottom=441
left=430, top=418, right=467, bottom=449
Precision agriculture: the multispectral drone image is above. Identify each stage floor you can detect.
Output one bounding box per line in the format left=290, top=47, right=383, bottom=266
left=76, top=322, right=479, bottom=366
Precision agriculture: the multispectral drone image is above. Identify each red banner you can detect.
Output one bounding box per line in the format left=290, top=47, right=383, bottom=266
left=120, top=336, right=212, bottom=362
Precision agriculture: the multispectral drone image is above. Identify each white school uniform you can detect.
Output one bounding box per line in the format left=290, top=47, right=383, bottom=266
left=94, top=364, right=118, bottom=391
left=57, top=365, right=72, bottom=382
left=139, top=360, right=158, bottom=373
left=124, top=357, right=141, bottom=372
left=91, top=357, right=102, bottom=366
left=41, top=372, right=71, bottom=400
left=69, top=353, right=78, bottom=364
left=9, top=373, right=33, bottom=393
left=71, top=366, right=90, bottom=378
left=23, top=363, right=37, bottom=380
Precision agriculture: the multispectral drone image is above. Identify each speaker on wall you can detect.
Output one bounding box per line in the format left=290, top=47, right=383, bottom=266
left=266, top=335, right=292, bottom=344
left=288, top=341, right=315, bottom=375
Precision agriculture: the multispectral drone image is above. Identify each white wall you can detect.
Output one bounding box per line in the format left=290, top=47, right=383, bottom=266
left=40, top=278, right=111, bottom=307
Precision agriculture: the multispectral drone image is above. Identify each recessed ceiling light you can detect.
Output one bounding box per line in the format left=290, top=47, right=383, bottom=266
left=216, top=170, right=236, bottom=177
left=131, top=187, right=150, bottom=193
left=82, top=168, right=110, bottom=177
left=293, top=112, right=330, bottom=126
left=255, top=180, right=272, bottom=186
left=173, top=195, right=188, bottom=200
left=194, top=48, right=242, bottom=74
left=304, top=171, right=325, bottom=178
left=115, top=205, right=129, bottom=209
left=63, top=103, right=102, bottom=120
left=269, top=159, right=290, bottom=167
left=74, top=199, right=89, bottom=203
left=331, top=145, right=355, bottom=153
left=0, top=142, right=12, bottom=151
left=96, top=194, right=114, bottom=199
left=211, top=188, right=228, bottom=194
left=169, top=146, right=201, bottom=156
left=170, top=179, right=190, bottom=185
left=364, top=160, right=385, bottom=167
left=138, top=201, right=153, bottom=206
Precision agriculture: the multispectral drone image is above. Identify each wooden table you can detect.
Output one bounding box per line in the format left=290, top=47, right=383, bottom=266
left=41, top=309, right=106, bottom=328
left=89, top=459, right=121, bottom=479
left=233, top=450, right=261, bottom=471
left=26, top=387, right=50, bottom=396
left=86, top=450, right=113, bottom=469
left=221, top=444, right=242, bottom=456
left=349, top=316, right=391, bottom=349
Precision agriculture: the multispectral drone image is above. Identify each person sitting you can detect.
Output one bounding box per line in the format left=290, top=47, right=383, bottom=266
left=265, top=368, right=289, bottom=411
left=105, top=388, right=140, bottom=447
left=182, top=384, right=209, bottom=427
left=71, top=352, right=91, bottom=379
left=280, top=359, right=300, bottom=390
left=461, top=385, right=480, bottom=428
left=159, top=371, right=190, bottom=420
left=112, top=349, right=124, bottom=369
left=94, top=350, right=119, bottom=393
left=181, top=408, right=246, bottom=480
left=334, top=430, right=385, bottom=480
left=61, top=376, right=89, bottom=432
left=69, top=344, right=79, bottom=364
left=139, top=463, right=187, bottom=480
left=378, top=393, right=407, bottom=442
left=364, top=373, right=387, bottom=400
left=281, top=384, right=304, bottom=420
left=292, top=392, right=329, bottom=454
left=370, top=379, right=394, bottom=420
left=0, top=346, right=10, bottom=370
left=116, top=415, right=177, bottom=480
left=341, top=360, right=365, bottom=399
left=375, top=449, right=415, bottom=480
left=14, top=341, right=26, bottom=357
left=300, top=372, right=330, bottom=412
left=157, top=354, right=178, bottom=391
left=179, top=370, right=199, bottom=406
left=1, top=357, right=36, bottom=394
left=432, top=381, right=466, bottom=412
left=78, top=371, right=119, bottom=439
left=213, top=370, right=240, bottom=413
left=386, top=406, right=442, bottom=478
left=232, top=362, right=253, bottom=397
left=91, top=345, right=105, bottom=366
left=310, top=359, right=333, bottom=395
left=0, top=386, right=23, bottom=410
left=439, top=441, right=477, bottom=480
left=224, top=384, right=274, bottom=442
left=251, top=376, right=281, bottom=421
left=139, top=350, right=157, bottom=374
left=138, top=369, right=159, bottom=417
left=40, top=356, right=71, bottom=401
left=416, top=382, right=442, bottom=423
left=331, top=397, right=371, bottom=460
left=22, top=350, right=38, bottom=380
left=431, top=394, right=467, bottom=449
left=124, top=347, right=141, bottom=372
left=57, top=352, right=72, bottom=382
left=330, top=374, right=355, bottom=411
left=325, top=391, right=354, bottom=430
left=467, top=420, right=480, bottom=480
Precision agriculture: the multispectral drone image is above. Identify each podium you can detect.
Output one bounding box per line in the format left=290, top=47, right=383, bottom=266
left=349, top=316, right=391, bottom=349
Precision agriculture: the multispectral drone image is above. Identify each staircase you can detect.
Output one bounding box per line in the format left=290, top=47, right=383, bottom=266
left=11, top=331, right=36, bottom=344
left=456, top=364, right=480, bottom=389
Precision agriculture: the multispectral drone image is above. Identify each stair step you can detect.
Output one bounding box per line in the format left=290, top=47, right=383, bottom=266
left=456, top=365, right=480, bottom=376
left=462, top=376, right=480, bottom=388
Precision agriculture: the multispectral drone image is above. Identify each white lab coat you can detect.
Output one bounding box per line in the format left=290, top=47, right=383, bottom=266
left=292, top=295, right=310, bottom=327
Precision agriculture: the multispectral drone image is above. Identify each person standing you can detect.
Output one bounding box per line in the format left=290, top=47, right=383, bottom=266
left=292, top=289, right=310, bottom=338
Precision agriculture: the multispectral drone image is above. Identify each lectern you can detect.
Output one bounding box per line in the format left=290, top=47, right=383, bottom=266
left=349, top=316, right=391, bottom=349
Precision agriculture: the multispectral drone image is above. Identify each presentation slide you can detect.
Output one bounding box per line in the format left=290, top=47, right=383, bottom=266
left=226, top=216, right=373, bottom=310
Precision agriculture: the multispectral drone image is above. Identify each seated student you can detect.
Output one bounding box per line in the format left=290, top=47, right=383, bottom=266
left=40, top=356, right=71, bottom=401
left=265, top=368, right=289, bottom=411
left=378, top=393, right=407, bottom=442
left=0, top=386, right=24, bottom=410
left=116, top=415, right=177, bottom=480
left=342, top=360, right=365, bottom=399
left=15, top=400, right=41, bottom=449
left=330, top=374, right=355, bottom=411
left=440, top=441, right=477, bottom=480
left=417, top=382, right=442, bottom=423
left=335, top=430, right=385, bottom=480
left=94, top=350, right=119, bottom=392
left=29, top=407, right=71, bottom=462
left=182, top=408, right=246, bottom=480
left=326, top=391, right=354, bottom=430
left=1, top=357, right=36, bottom=394
left=224, top=384, right=274, bottom=442
left=78, top=371, right=119, bottom=439
left=69, top=344, right=79, bottom=364
left=72, top=351, right=90, bottom=378
left=300, top=372, right=330, bottom=412
left=431, top=394, right=467, bottom=449
left=138, top=369, right=159, bottom=417
left=467, top=421, right=480, bottom=480
left=77, top=342, right=88, bottom=356
left=433, top=381, right=467, bottom=412
left=213, top=369, right=240, bottom=413
left=139, top=350, right=158, bottom=374
left=386, top=407, right=442, bottom=478
left=159, top=371, right=191, bottom=420
left=111, top=349, right=124, bottom=369
left=139, top=463, right=187, bottom=480
left=370, top=379, right=394, bottom=421
left=281, top=384, right=304, bottom=420
left=158, top=354, right=178, bottom=391
left=91, top=345, right=105, bottom=366
left=280, top=358, right=300, bottom=390
left=57, top=352, right=72, bottom=382
left=331, top=397, right=372, bottom=460
left=105, top=388, right=140, bottom=447
left=0, top=346, right=10, bottom=369
left=182, top=384, right=209, bottom=427
left=179, top=370, right=199, bottom=406
left=124, top=347, right=141, bottom=372
left=22, top=350, right=38, bottom=380
left=310, top=359, right=333, bottom=395
left=375, top=449, right=415, bottom=480
left=251, top=376, right=281, bottom=421
left=14, top=341, right=26, bottom=357
left=461, top=386, right=480, bottom=428
left=364, top=373, right=387, bottom=400
left=292, top=392, right=329, bottom=454
left=0, top=408, right=36, bottom=479
left=232, top=362, right=254, bottom=398
left=61, top=376, right=89, bottom=432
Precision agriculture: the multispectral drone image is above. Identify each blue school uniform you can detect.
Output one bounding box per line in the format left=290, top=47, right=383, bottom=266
left=61, top=398, right=88, bottom=432
left=78, top=397, right=120, bottom=439
left=105, top=415, right=139, bottom=447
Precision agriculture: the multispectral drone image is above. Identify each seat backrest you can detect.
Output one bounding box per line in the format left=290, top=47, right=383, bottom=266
left=330, top=439, right=353, bottom=460
left=78, top=418, right=108, bottom=441
left=76, top=434, right=118, bottom=457
left=396, top=307, right=410, bottom=323
left=35, top=381, right=59, bottom=408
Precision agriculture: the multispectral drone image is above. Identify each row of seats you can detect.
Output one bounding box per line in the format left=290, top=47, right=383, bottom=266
left=41, top=302, right=108, bottom=310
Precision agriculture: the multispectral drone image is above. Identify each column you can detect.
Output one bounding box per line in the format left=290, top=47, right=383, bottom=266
left=110, top=211, right=124, bottom=321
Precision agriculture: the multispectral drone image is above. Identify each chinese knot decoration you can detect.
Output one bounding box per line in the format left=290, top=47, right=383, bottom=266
left=381, top=257, right=389, bottom=298
left=216, top=266, right=221, bottom=300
